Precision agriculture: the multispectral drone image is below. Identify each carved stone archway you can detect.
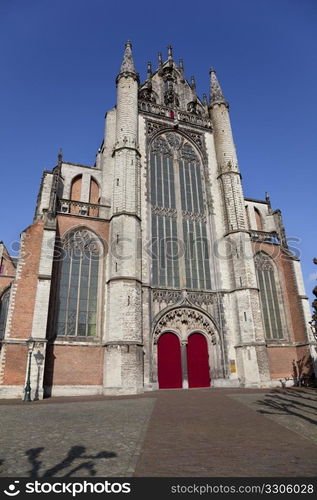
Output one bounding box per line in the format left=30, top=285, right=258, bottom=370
left=152, top=305, right=222, bottom=389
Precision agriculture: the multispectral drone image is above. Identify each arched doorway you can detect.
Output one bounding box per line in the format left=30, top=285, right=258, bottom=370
left=158, top=333, right=182, bottom=389
left=187, top=333, right=210, bottom=388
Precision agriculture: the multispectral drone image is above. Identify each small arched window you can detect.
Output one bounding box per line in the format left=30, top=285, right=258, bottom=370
left=89, top=177, right=100, bottom=216
left=254, top=207, right=263, bottom=231
left=55, top=229, right=102, bottom=337
left=0, top=288, right=10, bottom=340
left=255, top=253, right=284, bottom=339
left=70, top=175, right=82, bottom=214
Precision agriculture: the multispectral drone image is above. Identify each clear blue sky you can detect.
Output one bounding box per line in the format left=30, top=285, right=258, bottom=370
left=0, top=0, right=316, bottom=302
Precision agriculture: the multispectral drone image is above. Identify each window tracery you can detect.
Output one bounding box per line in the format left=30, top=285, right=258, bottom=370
left=150, top=133, right=211, bottom=290
left=255, top=252, right=284, bottom=340
left=55, top=229, right=102, bottom=337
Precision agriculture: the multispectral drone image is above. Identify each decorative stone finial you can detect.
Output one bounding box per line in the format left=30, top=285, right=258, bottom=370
left=147, top=61, right=152, bottom=79
left=191, top=76, right=196, bottom=92
left=203, top=93, right=208, bottom=106
left=265, top=192, right=272, bottom=209
left=119, top=40, right=136, bottom=74
left=158, top=52, right=163, bottom=68
left=179, top=59, right=184, bottom=72
left=209, top=67, right=228, bottom=108
left=58, top=148, right=63, bottom=166
left=167, top=45, right=173, bottom=61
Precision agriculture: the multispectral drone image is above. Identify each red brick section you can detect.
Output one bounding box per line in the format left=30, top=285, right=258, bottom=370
left=44, top=344, right=103, bottom=386
left=57, top=215, right=109, bottom=242
left=1, top=222, right=44, bottom=388
left=267, top=347, right=296, bottom=379
left=3, top=344, right=28, bottom=385
left=9, top=221, right=44, bottom=339
left=134, top=389, right=317, bottom=477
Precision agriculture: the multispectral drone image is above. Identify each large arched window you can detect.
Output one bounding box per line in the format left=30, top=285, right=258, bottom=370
left=55, top=229, right=102, bottom=337
left=255, top=252, right=284, bottom=339
left=150, top=133, right=211, bottom=290
left=0, top=288, right=10, bottom=340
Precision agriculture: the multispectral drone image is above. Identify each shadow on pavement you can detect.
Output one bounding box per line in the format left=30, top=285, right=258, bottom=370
left=256, top=390, right=317, bottom=427
left=23, top=446, right=117, bottom=477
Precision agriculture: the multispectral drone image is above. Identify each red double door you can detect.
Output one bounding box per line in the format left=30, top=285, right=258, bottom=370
left=158, top=332, right=210, bottom=389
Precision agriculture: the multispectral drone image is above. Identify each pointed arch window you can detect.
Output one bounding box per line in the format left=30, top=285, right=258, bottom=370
left=70, top=175, right=82, bottom=215
left=254, top=207, right=263, bottom=231
left=150, top=132, right=211, bottom=290
left=55, top=229, right=102, bottom=337
left=255, top=253, right=284, bottom=340
left=0, top=288, right=10, bottom=340
left=88, top=177, right=100, bottom=217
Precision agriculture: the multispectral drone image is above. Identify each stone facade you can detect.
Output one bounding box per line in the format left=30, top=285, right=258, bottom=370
left=0, top=42, right=315, bottom=399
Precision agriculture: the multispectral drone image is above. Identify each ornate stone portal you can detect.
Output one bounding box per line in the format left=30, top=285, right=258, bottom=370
left=151, top=292, right=224, bottom=388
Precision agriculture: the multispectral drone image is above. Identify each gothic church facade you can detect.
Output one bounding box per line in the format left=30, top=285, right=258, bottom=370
left=0, top=42, right=315, bottom=398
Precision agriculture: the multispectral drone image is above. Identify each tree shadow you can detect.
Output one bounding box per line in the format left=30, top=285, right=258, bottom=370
left=273, top=388, right=317, bottom=403
left=255, top=394, right=317, bottom=427
left=25, top=445, right=117, bottom=477
left=266, top=393, right=317, bottom=413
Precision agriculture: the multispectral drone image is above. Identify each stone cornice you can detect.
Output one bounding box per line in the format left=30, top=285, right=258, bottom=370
left=116, top=71, right=140, bottom=86
left=110, top=211, right=141, bottom=223
left=107, top=276, right=142, bottom=285
left=112, top=145, right=141, bottom=157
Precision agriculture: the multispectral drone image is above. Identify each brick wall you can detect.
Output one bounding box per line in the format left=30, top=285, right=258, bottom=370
left=7, top=221, right=44, bottom=340
left=44, top=344, right=103, bottom=386
left=267, top=346, right=296, bottom=379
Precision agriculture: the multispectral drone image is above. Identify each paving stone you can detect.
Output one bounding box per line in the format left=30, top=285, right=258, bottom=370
left=0, top=398, right=155, bottom=477
left=1, top=388, right=317, bottom=478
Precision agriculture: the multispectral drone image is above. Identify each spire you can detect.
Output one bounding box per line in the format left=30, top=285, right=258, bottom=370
left=119, top=40, right=136, bottom=74
left=147, top=61, right=152, bottom=79
left=209, top=68, right=228, bottom=108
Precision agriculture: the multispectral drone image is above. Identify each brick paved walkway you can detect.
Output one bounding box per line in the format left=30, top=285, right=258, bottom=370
left=134, top=388, right=317, bottom=477
left=0, top=388, right=316, bottom=477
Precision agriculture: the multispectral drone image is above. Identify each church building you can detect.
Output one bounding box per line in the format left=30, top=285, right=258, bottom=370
left=0, top=42, right=315, bottom=399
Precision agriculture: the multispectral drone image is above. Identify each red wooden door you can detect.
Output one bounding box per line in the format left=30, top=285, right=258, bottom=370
left=187, top=333, right=210, bottom=388
left=158, top=333, right=182, bottom=389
